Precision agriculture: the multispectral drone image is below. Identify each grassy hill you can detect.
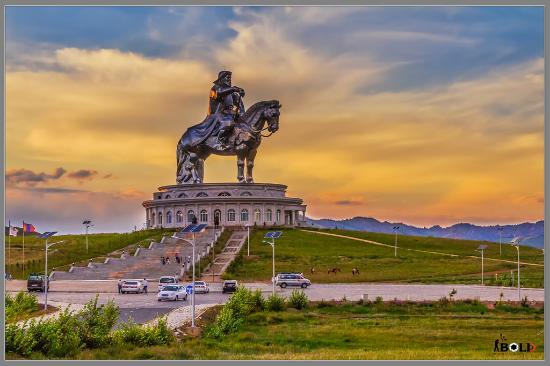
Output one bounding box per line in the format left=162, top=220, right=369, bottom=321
left=4, top=229, right=176, bottom=279
left=224, top=228, right=544, bottom=288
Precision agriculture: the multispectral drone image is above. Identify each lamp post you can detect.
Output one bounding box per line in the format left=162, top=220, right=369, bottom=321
left=246, top=224, right=252, bottom=256
left=511, top=240, right=521, bottom=301
left=38, top=232, right=63, bottom=311
left=497, top=227, right=503, bottom=256
left=393, top=226, right=400, bottom=257
left=476, top=245, right=488, bottom=285
left=179, top=224, right=206, bottom=328
left=263, top=231, right=282, bottom=296
left=82, top=220, right=94, bottom=254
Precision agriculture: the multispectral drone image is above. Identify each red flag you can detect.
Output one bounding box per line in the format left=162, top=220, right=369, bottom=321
left=23, top=223, right=36, bottom=233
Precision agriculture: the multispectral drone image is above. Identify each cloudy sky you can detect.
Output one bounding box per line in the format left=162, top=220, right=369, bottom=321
left=5, top=6, right=544, bottom=233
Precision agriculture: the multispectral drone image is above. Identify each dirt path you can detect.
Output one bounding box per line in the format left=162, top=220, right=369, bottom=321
left=301, top=230, right=543, bottom=267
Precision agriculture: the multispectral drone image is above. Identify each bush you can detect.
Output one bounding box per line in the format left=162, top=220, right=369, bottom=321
left=208, top=286, right=262, bottom=338
left=78, top=295, right=119, bottom=348
left=288, top=290, right=308, bottom=310
left=266, top=293, right=286, bottom=311
left=6, top=292, right=39, bottom=323
left=6, top=307, right=83, bottom=358
left=113, top=318, right=174, bottom=347
left=374, top=296, right=384, bottom=305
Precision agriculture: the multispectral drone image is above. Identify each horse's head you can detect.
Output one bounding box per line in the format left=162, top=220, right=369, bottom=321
left=263, top=101, right=281, bottom=133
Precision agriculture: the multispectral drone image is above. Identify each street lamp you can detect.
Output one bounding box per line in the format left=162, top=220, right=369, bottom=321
left=246, top=224, right=252, bottom=256
left=497, top=227, right=503, bottom=256
left=476, top=245, right=488, bottom=285
left=38, top=231, right=64, bottom=311
left=82, top=220, right=94, bottom=254
left=263, top=231, right=282, bottom=295
left=511, top=239, right=521, bottom=301
left=392, top=226, right=400, bottom=257
left=180, top=224, right=206, bottom=328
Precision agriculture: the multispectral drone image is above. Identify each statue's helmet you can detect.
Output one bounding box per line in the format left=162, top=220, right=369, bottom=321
left=214, top=70, right=232, bottom=84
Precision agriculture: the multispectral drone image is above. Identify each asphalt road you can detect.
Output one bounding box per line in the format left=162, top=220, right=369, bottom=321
left=7, top=281, right=544, bottom=325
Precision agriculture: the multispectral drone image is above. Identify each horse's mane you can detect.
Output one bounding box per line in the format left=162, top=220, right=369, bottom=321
left=240, top=100, right=279, bottom=127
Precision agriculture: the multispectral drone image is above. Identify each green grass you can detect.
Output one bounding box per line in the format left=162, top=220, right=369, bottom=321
left=224, top=229, right=544, bottom=287
left=63, top=301, right=543, bottom=360
left=4, top=229, right=176, bottom=279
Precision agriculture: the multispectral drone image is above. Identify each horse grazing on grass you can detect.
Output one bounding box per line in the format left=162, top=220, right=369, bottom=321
left=327, top=267, right=341, bottom=275
left=352, top=268, right=360, bottom=276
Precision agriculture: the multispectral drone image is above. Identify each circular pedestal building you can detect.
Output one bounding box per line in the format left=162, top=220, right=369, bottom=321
left=143, top=183, right=306, bottom=229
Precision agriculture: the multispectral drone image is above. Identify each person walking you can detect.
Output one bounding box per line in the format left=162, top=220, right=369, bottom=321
left=117, top=280, right=122, bottom=294
left=161, top=256, right=165, bottom=265
left=143, top=278, right=148, bottom=294
left=166, top=257, right=171, bottom=265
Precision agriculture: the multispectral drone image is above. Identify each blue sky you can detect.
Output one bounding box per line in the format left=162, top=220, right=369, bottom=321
left=6, top=6, right=545, bottom=233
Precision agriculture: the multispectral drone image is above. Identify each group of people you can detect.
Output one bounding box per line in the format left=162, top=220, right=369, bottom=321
left=161, top=253, right=187, bottom=266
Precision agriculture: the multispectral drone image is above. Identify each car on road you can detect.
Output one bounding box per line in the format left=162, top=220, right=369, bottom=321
left=27, top=273, right=48, bottom=292
left=157, top=285, right=188, bottom=302
left=190, top=281, right=210, bottom=294
left=158, top=276, right=178, bottom=291
left=275, top=273, right=311, bottom=288
left=121, top=280, right=145, bottom=294
left=222, top=280, right=238, bottom=293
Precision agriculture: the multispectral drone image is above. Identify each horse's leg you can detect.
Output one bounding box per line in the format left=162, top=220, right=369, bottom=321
left=237, top=150, right=246, bottom=183
left=246, top=149, right=257, bottom=183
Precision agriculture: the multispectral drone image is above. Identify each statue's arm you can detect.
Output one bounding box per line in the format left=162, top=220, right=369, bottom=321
left=216, top=85, right=245, bottom=97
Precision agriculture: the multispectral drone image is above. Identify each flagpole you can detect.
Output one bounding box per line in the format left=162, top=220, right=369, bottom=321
left=8, top=220, right=11, bottom=277
left=22, top=220, right=25, bottom=274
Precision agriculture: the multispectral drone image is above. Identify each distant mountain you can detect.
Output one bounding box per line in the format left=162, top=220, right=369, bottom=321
left=305, top=217, right=545, bottom=248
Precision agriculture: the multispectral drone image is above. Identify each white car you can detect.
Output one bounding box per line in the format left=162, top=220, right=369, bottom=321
left=121, top=280, right=144, bottom=294
left=190, top=281, right=210, bottom=294
left=158, top=276, right=178, bottom=291
left=157, top=285, right=188, bottom=302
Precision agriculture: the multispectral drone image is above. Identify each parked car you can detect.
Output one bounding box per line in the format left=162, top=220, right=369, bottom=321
left=275, top=273, right=311, bottom=288
left=157, top=285, right=188, bottom=302
left=27, top=273, right=48, bottom=292
left=158, top=276, right=178, bottom=291
left=190, top=281, right=210, bottom=294
left=222, top=280, right=238, bottom=293
left=121, top=280, right=144, bottom=294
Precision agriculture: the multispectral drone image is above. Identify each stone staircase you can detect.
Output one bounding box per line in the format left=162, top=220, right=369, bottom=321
left=50, top=228, right=224, bottom=281
left=201, top=230, right=247, bottom=280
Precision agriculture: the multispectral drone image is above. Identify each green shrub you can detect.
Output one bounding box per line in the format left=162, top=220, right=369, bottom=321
left=113, top=318, right=174, bottom=347
left=6, top=292, right=39, bottom=323
left=288, top=290, right=308, bottom=310
left=78, top=296, right=119, bottom=348
left=266, top=293, right=286, bottom=311
left=374, top=296, right=384, bottom=305
left=208, top=287, right=261, bottom=338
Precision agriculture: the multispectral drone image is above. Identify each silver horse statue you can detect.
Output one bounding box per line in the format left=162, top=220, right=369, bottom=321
left=176, top=100, right=281, bottom=184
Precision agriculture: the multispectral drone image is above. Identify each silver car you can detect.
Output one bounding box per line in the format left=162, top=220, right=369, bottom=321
left=190, top=281, right=210, bottom=294
left=275, top=273, right=311, bottom=288
left=157, top=285, right=188, bottom=302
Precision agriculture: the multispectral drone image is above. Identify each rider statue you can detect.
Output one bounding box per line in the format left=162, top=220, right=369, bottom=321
left=209, top=70, right=246, bottom=149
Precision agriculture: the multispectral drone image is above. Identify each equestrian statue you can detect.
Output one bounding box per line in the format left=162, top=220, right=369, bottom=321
left=176, top=70, right=281, bottom=184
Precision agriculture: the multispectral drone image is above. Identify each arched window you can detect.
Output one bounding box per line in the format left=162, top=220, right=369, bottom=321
left=165, top=194, right=171, bottom=199
left=266, top=209, right=273, bottom=222
left=166, top=211, right=172, bottom=224
left=254, top=209, right=261, bottom=223
left=227, top=209, right=236, bottom=222
left=276, top=210, right=281, bottom=222
left=240, top=209, right=249, bottom=222
left=176, top=211, right=183, bottom=223
left=177, top=193, right=187, bottom=198
left=214, top=209, right=221, bottom=225
left=151, top=213, right=155, bottom=225
left=187, top=210, right=195, bottom=223
left=200, top=209, right=208, bottom=223
left=196, top=192, right=208, bottom=197
left=218, top=192, right=231, bottom=197
left=158, top=212, right=163, bottom=225
left=240, top=191, right=252, bottom=196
